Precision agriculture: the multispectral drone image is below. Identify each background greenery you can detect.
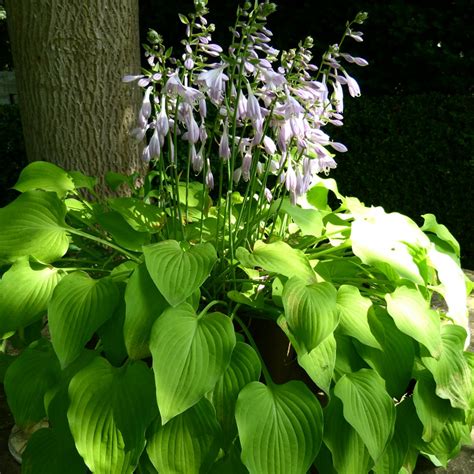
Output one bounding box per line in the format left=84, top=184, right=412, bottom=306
left=1, top=0, right=473, bottom=266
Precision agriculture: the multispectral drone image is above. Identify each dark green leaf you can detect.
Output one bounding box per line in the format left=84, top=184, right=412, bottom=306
left=48, top=272, right=119, bottom=368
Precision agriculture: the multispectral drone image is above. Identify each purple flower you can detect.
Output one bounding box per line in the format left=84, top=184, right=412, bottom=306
left=246, top=88, right=262, bottom=122
left=242, top=153, right=252, bottom=182
left=205, top=160, right=214, bottom=189
left=219, top=123, right=231, bottom=160
left=148, top=128, right=161, bottom=158
left=343, top=72, right=361, bottom=97
left=197, top=65, right=229, bottom=104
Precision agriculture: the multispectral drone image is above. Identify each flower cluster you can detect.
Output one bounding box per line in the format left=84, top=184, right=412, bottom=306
left=124, top=1, right=367, bottom=206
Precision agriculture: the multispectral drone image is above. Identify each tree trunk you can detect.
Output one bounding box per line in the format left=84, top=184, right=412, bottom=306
left=5, top=0, right=145, bottom=186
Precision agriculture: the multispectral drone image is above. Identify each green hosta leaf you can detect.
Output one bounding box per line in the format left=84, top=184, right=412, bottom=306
left=209, top=342, right=261, bottom=448
left=282, top=276, right=338, bottom=352
left=235, top=380, right=323, bottom=474
left=322, top=396, right=372, bottom=474
left=355, top=308, right=415, bottom=399
left=124, top=263, right=168, bottom=360
left=108, top=197, right=164, bottom=233
left=68, top=357, right=156, bottom=474
left=236, top=240, right=315, bottom=282
left=334, top=333, right=369, bottom=377
left=334, top=368, right=396, bottom=462
left=147, top=399, right=221, bottom=474
left=351, top=207, right=430, bottom=284
left=306, top=177, right=343, bottom=211
left=98, top=297, right=128, bottom=367
left=0, top=259, right=63, bottom=336
left=421, top=214, right=460, bottom=257
left=144, top=240, right=217, bottom=306
left=276, top=198, right=324, bottom=237
left=0, top=190, right=70, bottom=264
left=428, top=247, right=469, bottom=341
left=150, top=304, right=235, bottom=423
left=421, top=411, right=472, bottom=467
left=209, top=442, right=249, bottom=474
left=97, top=211, right=150, bottom=252
left=421, top=324, right=471, bottom=410
left=4, top=341, right=61, bottom=428
left=67, top=170, right=98, bottom=191
left=22, top=428, right=86, bottom=474
left=413, top=371, right=453, bottom=442
left=372, top=407, right=409, bottom=474
left=336, top=285, right=381, bottom=350
left=48, top=272, right=119, bottom=368
left=298, top=333, right=336, bottom=394
left=385, top=286, right=442, bottom=358
left=13, top=161, right=75, bottom=197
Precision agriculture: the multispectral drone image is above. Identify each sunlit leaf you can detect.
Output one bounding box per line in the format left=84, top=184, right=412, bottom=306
left=282, top=276, right=338, bottom=352
left=298, top=333, right=336, bottom=395
left=334, top=368, right=396, bottom=462
left=144, top=240, right=217, bottom=306
left=13, top=161, right=75, bottom=198
left=351, top=206, right=430, bottom=284
left=421, top=324, right=471, bottom=410
left=67, top=170, right=97, bottom=191
left=421, top=213, right=460, bottom=257
left=0, top=190, right=70, bottom=264
left=48, top=272, right=119, bottom=368
left=209, top=342, right=261, bottom=448
left=124, top=263, right=168, bottom=360
left=236, top=380, right=323, bottom=474
left=150, top=303, right=235, bottom=423
left=108, top=197, right=165, bottom=233
left=68, top=357, right=156, bottom=474
left=276, top=198, right=324, bottom=237
left=236, top=240, right=315, bottom=282
left=336, top=285, right=381, bottom=350
left=385, top=286, right=441, bottom=358
left=147, top=399, right=221, bottom=474
left=0, top=259, right=63, bottom=336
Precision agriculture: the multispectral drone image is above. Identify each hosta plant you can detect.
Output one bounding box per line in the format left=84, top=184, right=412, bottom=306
left=1, top=1, right=472, bottom=473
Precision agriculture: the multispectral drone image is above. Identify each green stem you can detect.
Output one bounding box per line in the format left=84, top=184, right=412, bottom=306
left=234, top=314, right=273, bottom=386
left=67, top=228, right=141, bottom=262
left=198, top=300, right=228, bottom=318
left=59, top=267, right=111, bottom=273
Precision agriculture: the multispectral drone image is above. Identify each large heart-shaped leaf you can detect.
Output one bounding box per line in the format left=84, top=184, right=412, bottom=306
left=235, top=380, right=323, bottom=474
left=421, top=214, right=460, bottom=258
left=321, top=395, right=372, bottom=474
left=68, top=357, right=156, bottom=474
left=421, top=324, right=472, bottom=410
left=276, top=198, right=324, bottom=237
left=298, top=333, right=336, bottom=395
left=0, top=259, right=63, bottom=336
left=282, top=276, right=338, bottom=352
left=97, top=211, right=150, bottom=252
left=355, top=308, right=415, bottom=399
left=22, top=428, right=86, bottom=474
left=413, top=371, right=453, bottom=442
left=4, top=340, right=61, bottom=428
left=421, top=411, right=472, bottom=467
left=124, top=263, right=169, bottom=360
left=150, top=303, right=235, bottom=423
left=385, top=286, right=442, bottom=358
left=336, top=285, right=381, bottom=350
left=144, top=240, right=217, bottom=306
left=236, top=240, right=315, bottom=282
left=147, top=399, right=221, bottom=474
left=13, top=161, right=75, bottom=197
left=48, top=272, right=119, bottom=368
left=334, top=368, right=396, bottom=462
left=209, top=341, right=261, bottom=448
left=0, top=190, right=70, bottom=264
left=108, top=197, right=165, bottom=233
left=350, top=207, right=430, bottom=284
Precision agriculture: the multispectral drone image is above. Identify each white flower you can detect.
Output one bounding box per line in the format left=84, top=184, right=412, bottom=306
left=343, top=71, right=361, bottom=97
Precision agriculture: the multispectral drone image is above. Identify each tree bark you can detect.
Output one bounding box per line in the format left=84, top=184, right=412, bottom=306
left=5, top=0, right=145, bottom=185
